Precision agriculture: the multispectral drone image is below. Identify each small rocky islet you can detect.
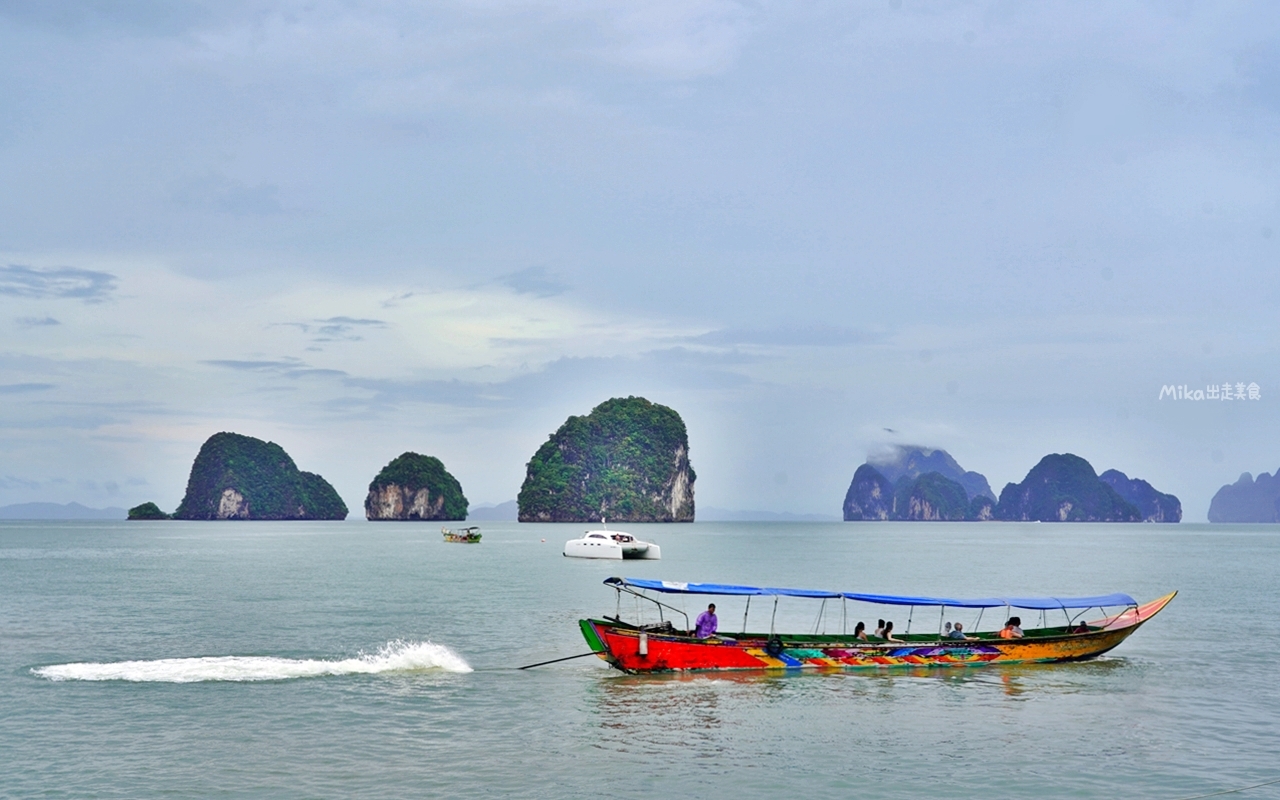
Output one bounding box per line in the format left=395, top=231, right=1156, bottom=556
left=364, top=452, right=468, bottom=521
left=126, top=501, right=170, bottom=520
left=844, top=447, right=1181, bottom=523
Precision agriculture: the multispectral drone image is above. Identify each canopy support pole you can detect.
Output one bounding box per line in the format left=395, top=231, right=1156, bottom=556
left=770, top=597, right=778, bottom=637
left=814, top=598, right=827, bottom=635
left=939, top=606, right=946, bottom=637
left=842, top=597, right=847, bottom=635
left=615, top=583, right=690, bottom=632
left=907, top=605, right=914, bottom=635
left=742, top=596, right=751, bottom=634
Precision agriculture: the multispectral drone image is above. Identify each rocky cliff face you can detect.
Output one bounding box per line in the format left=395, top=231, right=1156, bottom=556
left=843, top=464, right=894, bottom=520
left=968, top=495, right=995, bottom=521
left=844, top=465, right=973, bottom=521
left=994, top=454, right=1141, bottom=522
left=1099, top=469, right=1182, bottom=522
left=1208, top=470, right=1280, bottom=522
left=173, top=432, right=348, bottom=520
left=366, top=485, right=445, bottom=520
left=518, top=396, right=695, bottom=522
left=365, top=452, right=467, bottom=521
left=845, top=447, right=991, bottom=521
left=899, top=471, right=969, bottom=521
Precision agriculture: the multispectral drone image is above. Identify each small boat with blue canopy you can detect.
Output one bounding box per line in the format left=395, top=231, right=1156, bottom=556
left=579, top=577, right=1176, bottom=673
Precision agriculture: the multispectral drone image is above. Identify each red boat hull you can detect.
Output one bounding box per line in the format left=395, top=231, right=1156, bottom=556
left=580, top=592, right=1176, bottom=674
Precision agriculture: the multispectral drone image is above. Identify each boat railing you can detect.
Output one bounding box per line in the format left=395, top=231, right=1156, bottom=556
left=611, top=584, right=690, bottom=633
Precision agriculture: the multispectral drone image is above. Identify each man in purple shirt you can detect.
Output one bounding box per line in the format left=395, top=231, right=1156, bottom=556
left=694, top=603, right=718, bottom=638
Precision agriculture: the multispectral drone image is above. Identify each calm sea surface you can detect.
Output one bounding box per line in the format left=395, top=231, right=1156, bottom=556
left=2, top=520, right=1277, bottom=799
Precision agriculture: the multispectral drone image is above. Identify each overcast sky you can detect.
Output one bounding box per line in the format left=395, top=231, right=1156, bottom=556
left=1, top=1, right=1277, bottom=520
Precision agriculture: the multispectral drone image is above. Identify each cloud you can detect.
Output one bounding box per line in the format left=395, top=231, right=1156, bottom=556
left=0, top=2, right=215, bottom=36
left=0, top=383, right=55, bottom=394
left=333, top=348, right=751, bottom=418
left=0, top=265, right=117, bottom=301
left=500, top=266, right=569, bottom=298
left=337, top=377, right=493, bottom=411
left=0, top=475, right=40, bottom=490
left=320, top=316, right=385, bottom=327
left=590, top=1, right=756, bottom=80
left=170, top=174, right=284, bottom=216
left=201, top=359, right=347, bottom=379
left=1236, top=40, right=1280, bottom=112
left=16, top=316, right=60, bottom=327
left=690, top=325, right=878, bottom=347
left=300, top=316, right=387, bottom=342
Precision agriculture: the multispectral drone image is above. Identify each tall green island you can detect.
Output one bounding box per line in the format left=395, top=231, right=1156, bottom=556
left=518, top=396, right=695, bottom=522
left=173, top=432, right=348, bottom=520
left=365, top=452, right=468, bottom=521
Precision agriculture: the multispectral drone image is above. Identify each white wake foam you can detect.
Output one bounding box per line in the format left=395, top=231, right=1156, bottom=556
left=32, top=640, right=472, bottom=683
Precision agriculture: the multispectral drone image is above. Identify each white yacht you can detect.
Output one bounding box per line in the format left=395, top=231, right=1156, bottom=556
left=563, top=529, right=661, bottom=560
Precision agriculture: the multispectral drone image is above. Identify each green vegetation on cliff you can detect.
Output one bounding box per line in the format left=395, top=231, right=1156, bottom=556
left=845, top=466, right=975, bottom=521
left=127, top=501, right=169, bottom=520
left=995, top=453, right=1140, bottom=522
left=366, top=452, right=468, bottom=520
left=895, top=471, right=970, bottom=521
left=173, top=432, right=348, bottom=520
left=518, top=396, right=695, bottom=522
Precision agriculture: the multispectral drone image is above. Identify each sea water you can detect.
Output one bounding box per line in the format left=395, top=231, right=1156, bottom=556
left=2, top=520, right=1277, bottom=799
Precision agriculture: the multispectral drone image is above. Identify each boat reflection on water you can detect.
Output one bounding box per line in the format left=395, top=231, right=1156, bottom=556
left=583, top=654, right=1140, bottom=767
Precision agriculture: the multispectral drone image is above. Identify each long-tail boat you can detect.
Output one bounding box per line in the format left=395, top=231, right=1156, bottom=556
left=442, top=526, right=482, bottom=543
left=579, top=577, right=1175, bottom=674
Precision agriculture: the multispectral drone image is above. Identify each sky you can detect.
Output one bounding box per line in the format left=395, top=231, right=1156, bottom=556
left=1, top=0, right=1278, bottom=520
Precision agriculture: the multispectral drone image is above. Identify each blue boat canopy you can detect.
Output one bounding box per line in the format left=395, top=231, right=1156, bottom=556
left=605, top=577, right=1136, bottom=610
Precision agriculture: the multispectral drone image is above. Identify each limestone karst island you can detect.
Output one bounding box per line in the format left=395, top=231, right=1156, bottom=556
left=517, top=396, right=695, bottom=523
left=1208, top=468, right=1280, bottom=523
left=133, top=432, right=348, bottom=520
left=365, top=452, right=468, bottom=521
left=844, top=447, right=1181, bottom=523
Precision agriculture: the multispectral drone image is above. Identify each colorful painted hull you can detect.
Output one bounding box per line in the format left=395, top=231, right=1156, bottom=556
left=580, top=592, right=1176, bottom=674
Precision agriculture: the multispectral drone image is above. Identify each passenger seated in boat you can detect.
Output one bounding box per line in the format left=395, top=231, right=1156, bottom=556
left=946, top=623, right=973, bottom=640
left=1071, top=622, right=1089, bottom=634
left=944, top=622, right=952, bottom=636
left=854, top=621, right=868, bottom=641
left=694, top=604, right=718, bottom=639
left=882, top=621, right=901, bottom=642
left=873, top=619, right=886, bottom=638
left=998, top=617, right=1025, bottom=639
